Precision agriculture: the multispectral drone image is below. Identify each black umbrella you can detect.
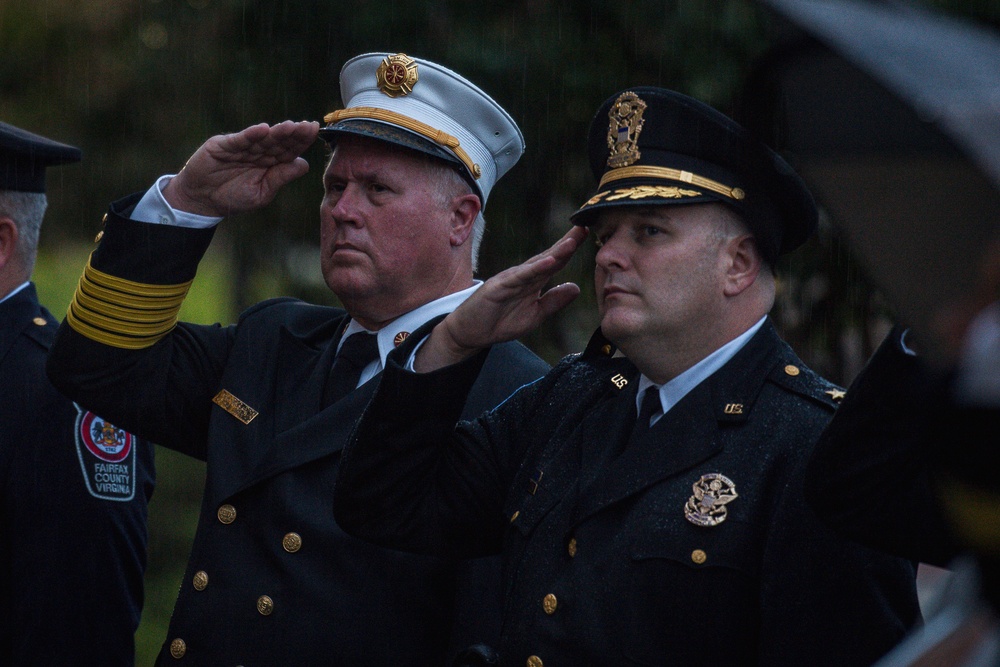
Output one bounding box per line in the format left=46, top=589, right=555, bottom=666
left=748, top=0, right=1000, bottom=365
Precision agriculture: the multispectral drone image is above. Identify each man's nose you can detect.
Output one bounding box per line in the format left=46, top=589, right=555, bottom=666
left=595, top=233, right=628, bottom=270
left=328, top=185, right=362, bottom=225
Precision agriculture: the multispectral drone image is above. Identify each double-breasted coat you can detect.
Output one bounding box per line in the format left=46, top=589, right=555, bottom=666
left=47, top=198, right=550, bottom=666
left=1, top=283, right=154, bottom=666
left=336, top=322, right=921, bottom=666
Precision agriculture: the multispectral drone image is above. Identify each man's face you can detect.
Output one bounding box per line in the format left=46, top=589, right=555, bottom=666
left=320, top=135, right=466, bottom=328
left=592, top=204, right=731, bottom=351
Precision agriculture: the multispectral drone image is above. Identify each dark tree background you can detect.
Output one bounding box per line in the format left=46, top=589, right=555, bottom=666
left=2, top=0, right=996, bottom=660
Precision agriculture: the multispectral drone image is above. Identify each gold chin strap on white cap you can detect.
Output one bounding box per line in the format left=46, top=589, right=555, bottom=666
left=324, top=108, right=481, bottom=179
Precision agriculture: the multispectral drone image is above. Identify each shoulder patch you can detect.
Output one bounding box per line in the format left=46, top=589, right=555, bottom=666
left=74, top=407, right=138, bottom=501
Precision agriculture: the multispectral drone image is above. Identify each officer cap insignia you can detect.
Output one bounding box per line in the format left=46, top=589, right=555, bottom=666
left=376, top=53, right=419, bottom=98
left=685, top=473, right=738, bottom=527
left=213, top=389, right=259, bottom=425
left=606, top=91, right=647, bottom=169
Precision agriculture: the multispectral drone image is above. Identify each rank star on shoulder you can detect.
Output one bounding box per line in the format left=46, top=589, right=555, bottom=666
left=825, top=389, right=846, bottom=402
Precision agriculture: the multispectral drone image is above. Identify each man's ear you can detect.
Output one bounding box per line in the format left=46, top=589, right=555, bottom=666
left=0, top=217, right=19, bottom=273
left=722, top=234, right=762, bottom=297
left=449, top=194, right=481, bottom=247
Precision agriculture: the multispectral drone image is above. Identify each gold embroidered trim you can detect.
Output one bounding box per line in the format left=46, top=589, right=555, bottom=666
left=84, top=261, right=193, bottom=297
left=323, top=107, right=481, bottom=179
left=582, top=186, right=703, bottom=208
left=65, top=258, right=191, bottom=349
left=599, top=165, right=745, bottom=201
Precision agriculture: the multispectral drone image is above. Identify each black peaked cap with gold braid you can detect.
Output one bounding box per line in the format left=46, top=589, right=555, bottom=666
left=571, top=87, right=817, bottom=265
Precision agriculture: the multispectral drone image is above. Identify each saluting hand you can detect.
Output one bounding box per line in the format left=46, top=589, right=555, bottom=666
left=162, top=120, right=319, bottom=217
left=415, top=226, right=589, bottom=372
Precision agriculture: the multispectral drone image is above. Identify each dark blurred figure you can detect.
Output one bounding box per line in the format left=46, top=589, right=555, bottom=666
left=807, top=301, right=1000, bottom=665
left=0, top=121, right=154, bottom=666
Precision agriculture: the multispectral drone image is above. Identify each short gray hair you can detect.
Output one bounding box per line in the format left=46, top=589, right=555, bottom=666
left=0, top=190, right=48, bottom=272
left=429, top=163, right=486, bottom=273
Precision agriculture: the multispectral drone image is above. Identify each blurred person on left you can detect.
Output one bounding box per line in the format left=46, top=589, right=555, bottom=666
left=0, top=121, right=154, bottom=666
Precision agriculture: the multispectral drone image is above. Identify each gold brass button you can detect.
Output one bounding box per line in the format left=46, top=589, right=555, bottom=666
left=101, top=213, right=108, bottom=224
left=600, top=344, right=612, bottom=355
left=192, top=570, right=208, bottom=591
left=567, top=538, right=577, bottom=558
left=527, top=656, right=543, bottom=667
left=542, top=593, right=558, bottom=615
left=217, top=504, right=236, bottom=524
left=691, top=549, right=707, bottom=564
left=169, top=638, right=186, bottom=659
left=510, top=510, right=519, bottom=523
left=32, top=317, right=47, bottom=326
left=282, top=532, right=302, bottom=553
left=784, top=364, right=800, bottom=377
left=257, top=595, right=274, bottom=616
left=94, top=230, right=104, bottom=243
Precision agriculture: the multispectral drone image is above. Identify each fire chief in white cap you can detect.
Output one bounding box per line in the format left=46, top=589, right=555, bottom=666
left=47, top=52, right=548, bottom=666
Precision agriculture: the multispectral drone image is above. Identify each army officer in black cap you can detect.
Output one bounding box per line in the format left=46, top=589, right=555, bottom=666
left=0, top=122, right=154, bottom=665
left=334, top=87, right=921, bottom=665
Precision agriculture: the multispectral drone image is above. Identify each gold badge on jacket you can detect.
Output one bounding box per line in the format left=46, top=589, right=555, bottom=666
left=685, top=473, right=738, bottom=527
left=212, top=389, right=259, bottom=425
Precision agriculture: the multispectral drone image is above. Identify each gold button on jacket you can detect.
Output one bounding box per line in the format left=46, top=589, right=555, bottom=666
left=192, top=570, right=209, bottom=591
left=169, top=638, right=186, bottom=659
left=282, top=532, right=302, bottom=553
left=217, top=504, right=236, bottom=524
left=257, top=595, right=274, bottom=616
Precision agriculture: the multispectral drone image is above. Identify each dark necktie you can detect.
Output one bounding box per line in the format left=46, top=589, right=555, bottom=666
left=323, top=332, right=379, bottom=406
left=637, top=387, right=662, bottom=428
left=627, top=387, right=663, bottom=446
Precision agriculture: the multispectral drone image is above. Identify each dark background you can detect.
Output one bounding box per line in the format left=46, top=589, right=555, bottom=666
left=2, top=0, right=997, bottom=660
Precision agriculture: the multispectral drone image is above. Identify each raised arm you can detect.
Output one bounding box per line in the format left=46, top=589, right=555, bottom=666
left=415, top=225, right=588, bottom=371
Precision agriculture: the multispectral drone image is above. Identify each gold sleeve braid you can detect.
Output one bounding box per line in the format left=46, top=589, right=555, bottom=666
left=65, top=257, right=193, bottom=349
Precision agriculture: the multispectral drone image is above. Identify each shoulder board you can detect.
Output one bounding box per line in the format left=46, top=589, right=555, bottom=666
left=768, top=360, right=844, bottom=410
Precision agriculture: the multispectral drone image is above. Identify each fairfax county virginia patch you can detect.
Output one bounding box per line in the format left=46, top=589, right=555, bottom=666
left=75, top=406, right=137, bottom=501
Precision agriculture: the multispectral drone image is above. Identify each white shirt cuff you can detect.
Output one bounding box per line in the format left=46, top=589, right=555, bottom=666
left=131, top=175, right=223, bottom=229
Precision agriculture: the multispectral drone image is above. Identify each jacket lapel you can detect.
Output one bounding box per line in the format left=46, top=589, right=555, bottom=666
left=571, top=381, right=722, bottom=525
left=571, top=320, right=783, bottom=526
left=216, top=314, right=373, bottom=501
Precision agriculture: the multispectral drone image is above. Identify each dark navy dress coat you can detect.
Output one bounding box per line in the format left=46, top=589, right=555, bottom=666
left=336, top=322, right=921, bottom=666
left=47, top=198, right=550, bottom=666
left=1, top=283, right=154, bottom=666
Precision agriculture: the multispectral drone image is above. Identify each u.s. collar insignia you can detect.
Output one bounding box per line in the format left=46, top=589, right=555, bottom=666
left=376, top=53, right=419, bottom=97
left=685, top=473, right=738, bottom=527
left=606, top=91, right=647, bottom=169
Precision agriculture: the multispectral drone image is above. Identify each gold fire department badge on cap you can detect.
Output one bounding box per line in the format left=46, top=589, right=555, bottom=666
left=606, top=91, right=647, bottom=169
left=685, top=473, right=738, bottom=527
left=376, top=53, right=419, bottom=97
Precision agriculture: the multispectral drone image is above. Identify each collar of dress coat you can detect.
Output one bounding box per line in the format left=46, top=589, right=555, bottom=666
left=0, top=280, right=30, bottom=306
left=637, top=315, right=767, bottom=425
left=339, top=280, right=483, bottom=386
